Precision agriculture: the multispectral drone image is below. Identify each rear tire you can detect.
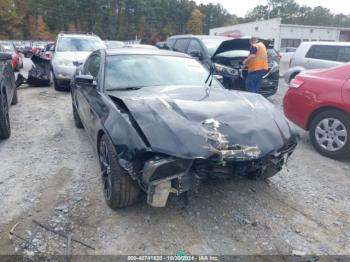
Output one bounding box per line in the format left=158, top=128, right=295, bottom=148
left=0, top=91, right=11, bottom=139
left=53, top=76, right=65, bottom=91
left=11, top=88, right=18, bottom=105
left=309, top=110, right=350, bottom=159
left=72, top=103, right=83, bottom=129
left=98, top=134, right=140, bottom=209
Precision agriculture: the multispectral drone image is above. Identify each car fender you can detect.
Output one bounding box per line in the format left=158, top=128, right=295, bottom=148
left=284, top=66, right=305, bottom=84
left=95, top=96, right=150, bottom=170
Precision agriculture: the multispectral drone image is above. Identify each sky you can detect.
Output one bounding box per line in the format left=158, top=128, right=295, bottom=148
left=194, top=0, right=350, bottom=17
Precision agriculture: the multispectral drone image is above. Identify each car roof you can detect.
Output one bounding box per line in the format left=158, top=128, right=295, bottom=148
left=105, top=48, right=191, bottom=58
left=300, top=41, right=350, bottom=47
left=58, top=33, right=101, bottom=39
left=168, top=34, right=231, bottom=41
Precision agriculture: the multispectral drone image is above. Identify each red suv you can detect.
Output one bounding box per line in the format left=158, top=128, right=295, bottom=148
left=283, top=64, right=350, bottom=159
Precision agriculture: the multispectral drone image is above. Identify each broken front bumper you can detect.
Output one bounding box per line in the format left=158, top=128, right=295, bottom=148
left=142, top=141, right=296, bottom=207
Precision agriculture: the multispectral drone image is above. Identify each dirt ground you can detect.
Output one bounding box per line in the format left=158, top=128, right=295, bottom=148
left=0, top=58, right=349, bottom=257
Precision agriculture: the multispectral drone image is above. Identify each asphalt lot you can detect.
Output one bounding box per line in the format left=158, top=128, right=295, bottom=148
left=0, top=58, right=349, bottom=256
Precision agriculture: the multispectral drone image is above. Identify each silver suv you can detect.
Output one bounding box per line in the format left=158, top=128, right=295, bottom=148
left=52, top=32, right=105, bottom=91
left=284, top=41, right=350, bottom=83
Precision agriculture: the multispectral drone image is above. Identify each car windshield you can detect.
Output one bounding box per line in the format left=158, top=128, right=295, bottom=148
left=201, top=38, right=228, bottom=56
left=105, top=55, right=221, bottom=91
left=45, top=44, right=54, bottom=51
left=57, top=37, right=105, bottom=52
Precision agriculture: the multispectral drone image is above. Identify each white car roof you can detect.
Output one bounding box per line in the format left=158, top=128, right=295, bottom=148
left=300, top=41, right=350, bottom=47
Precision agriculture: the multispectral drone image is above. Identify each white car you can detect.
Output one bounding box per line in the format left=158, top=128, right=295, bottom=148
left=284, top=41, right=350, bottom=84
left=278, top=47, right=296, bottom=76
left=52, top=33, right=105, bottom=91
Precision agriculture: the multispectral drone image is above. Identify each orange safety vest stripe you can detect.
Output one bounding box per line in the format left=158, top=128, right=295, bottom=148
left=248, top=42, right=269, bottom=72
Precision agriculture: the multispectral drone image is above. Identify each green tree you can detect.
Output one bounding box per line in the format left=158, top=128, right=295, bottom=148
left=186, top=8, right=205, bottom=34
left=0, top=0, right=19, bottom=39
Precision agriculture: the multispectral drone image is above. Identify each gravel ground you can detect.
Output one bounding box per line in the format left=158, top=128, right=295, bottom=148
left=0, top=58, right=349, bottom=257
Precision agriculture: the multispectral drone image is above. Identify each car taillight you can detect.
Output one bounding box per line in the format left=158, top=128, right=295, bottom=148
left=290, top=78, right=304, bottom=89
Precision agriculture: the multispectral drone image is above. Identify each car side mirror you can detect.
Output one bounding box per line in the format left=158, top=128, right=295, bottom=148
left=190, top=51, right=203, bottom=60
left=75, top=75, right=96, bottom=87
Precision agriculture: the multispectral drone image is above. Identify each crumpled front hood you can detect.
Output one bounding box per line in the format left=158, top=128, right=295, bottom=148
left=108, top=86, right=297, bottom=160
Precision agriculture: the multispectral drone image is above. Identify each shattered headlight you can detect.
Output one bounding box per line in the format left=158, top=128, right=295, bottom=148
left=55, top=58, right=72, bottom=66
left=214, top=63, right=238, bottom=76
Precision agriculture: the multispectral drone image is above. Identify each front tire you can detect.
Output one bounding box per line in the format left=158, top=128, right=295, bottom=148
left=50, top=71, right=65, bottom=91
left=98, top=134, right=140, bottom=209
left=309, top=110, right=350, bottom=159
left=0, top=91, right=11, bottom=139
left=72, top=103, right=83, bottom=129
left=53, top=75, right=65, bottom=91
left=11, top=88, right=18, bottom=105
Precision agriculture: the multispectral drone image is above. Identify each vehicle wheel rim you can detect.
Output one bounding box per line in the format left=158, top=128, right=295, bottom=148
left=1, top=94, right=9, bottom=130
left=99, top=140, right=112, bottom=201
left=315, top=118, right=347, bottom=152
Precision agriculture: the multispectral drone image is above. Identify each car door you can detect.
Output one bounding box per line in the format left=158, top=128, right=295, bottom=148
left=2, top=51, right=14, bottom=105
left=342, top=78, right=350, bottom=107
left=304, top=45, right=341, bottom=69
left=75, top=53, right=102, bottom=137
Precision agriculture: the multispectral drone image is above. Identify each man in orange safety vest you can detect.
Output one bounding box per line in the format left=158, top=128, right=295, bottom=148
left=243, top=37, right=269, bottom=93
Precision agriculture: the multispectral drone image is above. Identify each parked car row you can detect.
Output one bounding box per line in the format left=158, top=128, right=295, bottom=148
left=3, top=31, right=349, bottom=209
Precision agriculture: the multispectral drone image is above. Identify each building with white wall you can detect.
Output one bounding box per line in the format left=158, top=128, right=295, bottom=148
left=210, top=18, right=350, bottom=50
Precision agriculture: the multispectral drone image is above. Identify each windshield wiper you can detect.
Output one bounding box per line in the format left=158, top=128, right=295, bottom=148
left=205, top=66, right=215, bottom=87
left=106, top=86, right=142, bottom=91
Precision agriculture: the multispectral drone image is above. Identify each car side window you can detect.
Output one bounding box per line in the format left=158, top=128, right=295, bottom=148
left=167, top=39, right=176, bottom=49
left=187, top=40, right=203, bottom=54
left=173, top=39, right=189, bottom=53
left=306, top=45, right=338, bottom=61
left=336, top=47, right=350, bottom=62
left=84, top=55, right=101, bottom=79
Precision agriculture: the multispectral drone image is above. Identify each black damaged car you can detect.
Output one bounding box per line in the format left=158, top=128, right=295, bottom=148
left=71, top=48, right=298, bottom=209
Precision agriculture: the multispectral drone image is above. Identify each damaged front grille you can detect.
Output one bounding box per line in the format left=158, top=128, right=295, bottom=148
left=191, top=154, right=285, bottom=180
